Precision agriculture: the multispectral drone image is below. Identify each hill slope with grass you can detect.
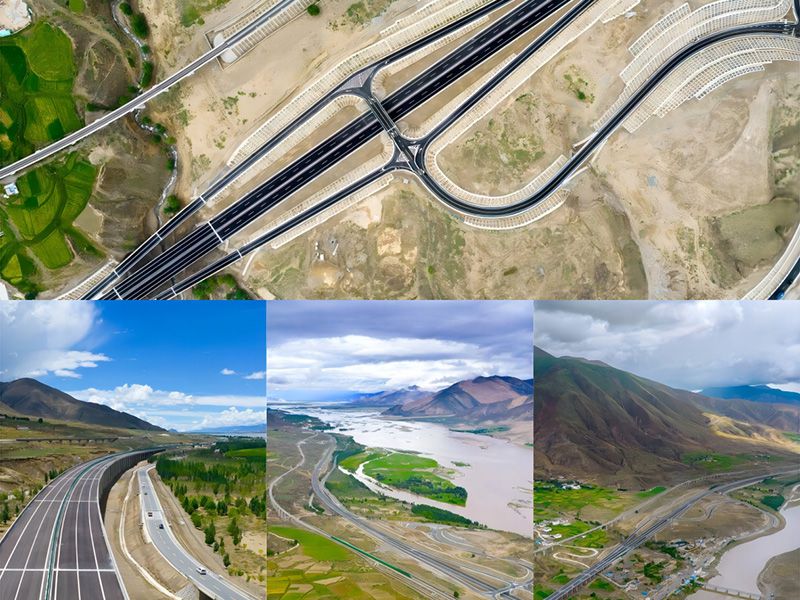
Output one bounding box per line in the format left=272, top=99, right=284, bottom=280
left=533, top=348, right=798, bottom=486
left=0, top=378, right=163, bottom=431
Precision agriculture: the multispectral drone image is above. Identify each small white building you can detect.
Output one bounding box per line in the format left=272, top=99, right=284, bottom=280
left=3, top=182, right=19, bottom=196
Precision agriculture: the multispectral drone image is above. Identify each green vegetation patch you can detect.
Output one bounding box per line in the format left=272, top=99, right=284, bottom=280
left=589, top=578, right=615, bottom=591
left=637, top=486, right=666, bottom=499
left=362, top=451, right=467, bottom=506
left=547, top=519, right=607, bottom=548
left=783, top=432, right=800, bottom=443
left=682, top=452, right=747, bottom=471
left=761, top=495, right=784, bottom=511
left=1, top=152, right=98, bottom=295
left=410, top=504, right=480, bottom=527
left=180, top=0, right=233, bottom=27
left=335, top=0, right=396, bottom=28
left=0, top=22, right=82, bottom=166
left=192, top=273, right=251, bottom=300
left=534, top=481, right=619, bottom=520
left=68, top=0, right=86, bottom=13
left=269, top=526, right=350, bottom=562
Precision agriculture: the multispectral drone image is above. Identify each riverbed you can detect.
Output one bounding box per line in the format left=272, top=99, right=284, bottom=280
left=690, top=484, right=800, bottom=598
left=288, top=406, right=533, bottom=537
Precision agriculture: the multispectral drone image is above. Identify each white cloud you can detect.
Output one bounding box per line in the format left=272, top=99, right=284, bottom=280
left=69, top=385, right=265, bottom=411
left=0, top=302, right=109, bottom=379
left=535, top=301, right=800, bottom=390
left=267, top=334, right=529, bottom=393
left=189, top=407, right=266, bottom=431
left=221, top=368, right=236, bottom=376
left=244, top=371, right=266, bottom=380
left=767, top=383, right=800, bottom=395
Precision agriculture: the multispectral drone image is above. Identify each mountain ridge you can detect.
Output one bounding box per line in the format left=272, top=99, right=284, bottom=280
left=0, top=378, right=164, bottom=431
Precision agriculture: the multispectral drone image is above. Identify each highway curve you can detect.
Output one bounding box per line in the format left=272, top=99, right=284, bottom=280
left=0, top=450, right=160, bottom=600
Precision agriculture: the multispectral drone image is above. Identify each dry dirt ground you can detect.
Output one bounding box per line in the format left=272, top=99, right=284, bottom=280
left=759, top=547, right=800, bottom=599
left=237, top=0, right=799, bottom=300
left=140, top=0, right=435, bottom=199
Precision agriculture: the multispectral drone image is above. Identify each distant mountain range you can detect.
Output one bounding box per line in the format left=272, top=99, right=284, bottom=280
left=191, top=423, right=266, bottom=434
left=533, top=348, right=797, bottom=486
left=382, top=375, right=533, bottom=422
left=700, top=385, right=800, bottom=406
left=347, top=386, right=431, bottom=407
left=0, top=378, right=163, bottom=431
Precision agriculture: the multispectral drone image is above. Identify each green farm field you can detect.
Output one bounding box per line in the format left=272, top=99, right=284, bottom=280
left=1, top=152, right=98, bottom=295
left=268, top=526, right=350, bottom=561
left=0, top=22, right=81, bottom=166
left=534, top=481, right=630, bottom=521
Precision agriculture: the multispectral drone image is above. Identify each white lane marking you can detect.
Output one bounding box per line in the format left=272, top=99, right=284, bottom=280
left=87, top=467, right=108, bottom=600
left=0, top=463, right=78, bottom=583
left=111, top=288, right=123, bottom=300
left=8, top=468, right=81, bottom=599
left=208, top=222, right=225, bottom=243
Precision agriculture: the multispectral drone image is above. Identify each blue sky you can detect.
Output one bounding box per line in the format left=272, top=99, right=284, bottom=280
left=0, top=302, right=265, bottom=431
left=267, top=301, right=534, bottom=402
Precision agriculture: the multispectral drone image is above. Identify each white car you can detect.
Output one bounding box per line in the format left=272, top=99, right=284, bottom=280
left=196, top=567, right=207, bottom=575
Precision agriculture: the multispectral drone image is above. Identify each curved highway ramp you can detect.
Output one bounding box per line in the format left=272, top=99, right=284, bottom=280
left=0, top=450, right=160, bottom=600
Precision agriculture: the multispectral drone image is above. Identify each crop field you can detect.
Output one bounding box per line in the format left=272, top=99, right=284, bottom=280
left=1, top=152, right=98, bottom=294
left=269, top=526, right=350, bottom=561
left=266, top=522, right=421, bottom=600
left=637, top=486, right=666, bottom=499
left=0, top=22, right=81, bottom=166
left=681, top=452, right=749, bottom=471
left=546, top=519, right=608, bottom=548
left=344, top=450, right=468, bottom=506
left=534, top=481, right=626, bottom=521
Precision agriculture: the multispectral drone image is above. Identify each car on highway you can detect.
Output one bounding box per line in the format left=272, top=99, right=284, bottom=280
left=158, top=523, right=164, bottom=529
left=147, top=511, right=153, bottom=517
left=196, top=567, right=207, bottom=575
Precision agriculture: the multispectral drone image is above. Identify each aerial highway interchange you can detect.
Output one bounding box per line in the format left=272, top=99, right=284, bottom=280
left=17, top=0, right=786, bottom=301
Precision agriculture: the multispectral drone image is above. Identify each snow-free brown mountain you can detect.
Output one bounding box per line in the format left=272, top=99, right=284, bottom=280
left=382, top=375, right=533, bottom=421
left=0, top=378, right=164, bottom=431
left=533, top=347, right=797, bottom=486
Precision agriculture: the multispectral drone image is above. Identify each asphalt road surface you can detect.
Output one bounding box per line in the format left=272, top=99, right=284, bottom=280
left=101, top=0, right=574, bottom=299
left=137, top=467, right=256, bottom=600
left=0, top=456, right=127, bottom=600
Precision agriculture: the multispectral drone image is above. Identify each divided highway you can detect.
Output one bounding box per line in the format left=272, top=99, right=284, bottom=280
left=309, top=435, right=531, bottom=599
left=547, top=469, right=800, bottom=599
left=136, top=466, right=256, bottom=600
left=0, top=450, right=159, bottom=600
left=96, top=0, right=579, bottom=299
left=94, top=0, right=799, bottom=300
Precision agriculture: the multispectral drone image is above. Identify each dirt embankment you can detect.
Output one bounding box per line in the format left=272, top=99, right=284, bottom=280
left=104, top=466, right=186, bottom=600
